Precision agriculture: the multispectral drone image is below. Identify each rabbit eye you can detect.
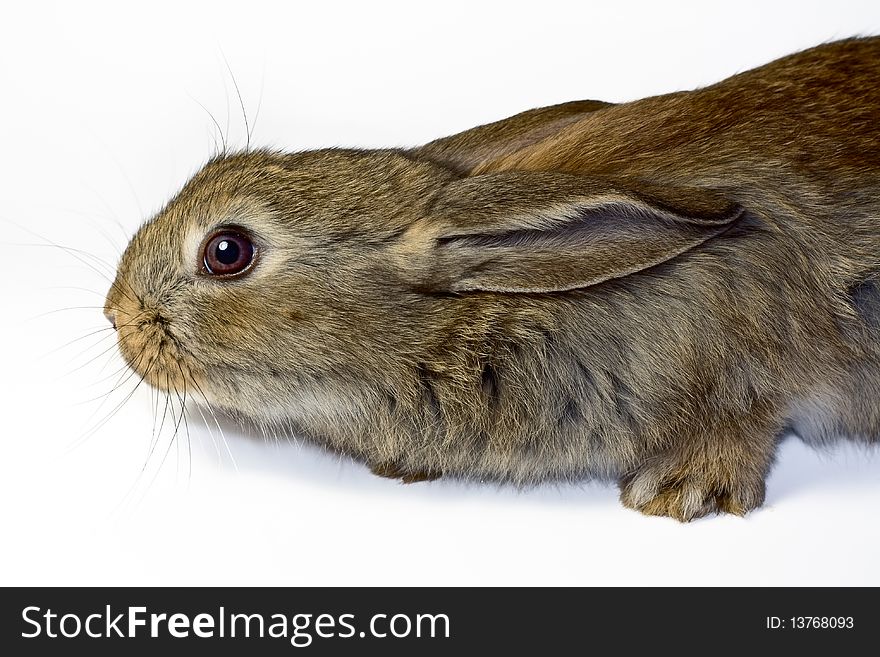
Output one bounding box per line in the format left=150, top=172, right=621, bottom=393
left=202, top=229, right=256, bottom=277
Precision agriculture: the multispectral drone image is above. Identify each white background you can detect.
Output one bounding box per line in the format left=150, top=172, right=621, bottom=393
left=2, top=0, right=879, bottom=586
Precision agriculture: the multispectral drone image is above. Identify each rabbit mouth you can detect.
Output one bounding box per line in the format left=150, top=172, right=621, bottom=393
left=113, top=306, right=204, bottom=398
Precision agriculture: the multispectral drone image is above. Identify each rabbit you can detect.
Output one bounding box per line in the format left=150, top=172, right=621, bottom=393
left=105, top=36, right=880, bottom=521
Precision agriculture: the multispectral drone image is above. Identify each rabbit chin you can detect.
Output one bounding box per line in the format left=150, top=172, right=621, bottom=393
left=194, top=375, right=363, bottom=435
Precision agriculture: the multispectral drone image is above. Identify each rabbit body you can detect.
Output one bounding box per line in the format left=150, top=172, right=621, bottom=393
left=107, top=38, right=880, bottom=520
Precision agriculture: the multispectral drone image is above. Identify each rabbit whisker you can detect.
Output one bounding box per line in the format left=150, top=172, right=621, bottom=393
left=188, top=94, right=228, bottom=156
left=189, top=376, right=238, bottom=471
left=71, top=351, right=155, bottom=451
left=221, top=51, right=250, bottom=151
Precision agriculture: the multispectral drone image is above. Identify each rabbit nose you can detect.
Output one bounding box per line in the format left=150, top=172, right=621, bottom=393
left=105, top=310, right=117, bottom=330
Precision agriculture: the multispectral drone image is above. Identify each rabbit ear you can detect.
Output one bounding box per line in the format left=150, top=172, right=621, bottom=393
left=412, top=100, right=611, bottom=174
left=400, top=172, right=744, bottom=294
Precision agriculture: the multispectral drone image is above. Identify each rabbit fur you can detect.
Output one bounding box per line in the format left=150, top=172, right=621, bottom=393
left=106, top=37, right=880, bottom=520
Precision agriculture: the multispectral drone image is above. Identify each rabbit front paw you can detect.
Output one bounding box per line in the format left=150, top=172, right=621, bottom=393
left=619, top=455, right=767, bottom=522
left=370, top=461, right=443, bottom=484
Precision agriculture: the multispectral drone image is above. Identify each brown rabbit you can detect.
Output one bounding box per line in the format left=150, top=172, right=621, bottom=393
left=105, top=37, right=880, bottom=520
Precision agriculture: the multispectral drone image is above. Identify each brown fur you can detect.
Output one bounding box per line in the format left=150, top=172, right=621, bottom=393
left=106, top=38, right=880, bottom=521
